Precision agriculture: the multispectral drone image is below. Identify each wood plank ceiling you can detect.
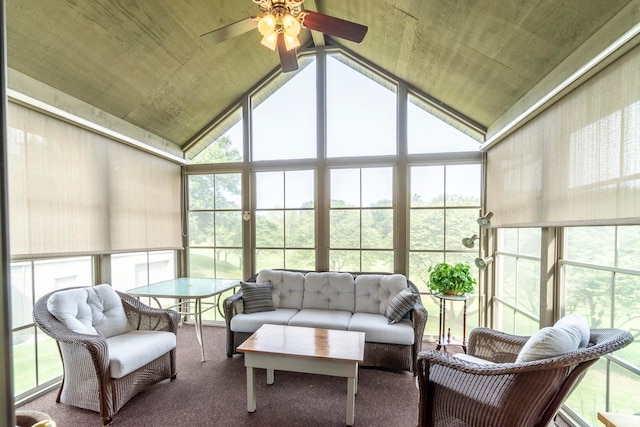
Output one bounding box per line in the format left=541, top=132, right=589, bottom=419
left=5, top=0, right=636, bottom=154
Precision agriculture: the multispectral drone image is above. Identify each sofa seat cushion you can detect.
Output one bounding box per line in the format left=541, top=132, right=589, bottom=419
left=354, top=274, right=409, bottom=315
left=47, top=284, right=132, bottom=338
left=302, top=272, right=355, bottom=312
left=288, top=309, right=352, bottom=330
left=256, top=269, right=304, bottom=310
left=230, top=308, right=299, bottom=333
left=107, top=330, right=176, bottom=379
left=349, top=312, right=414, bottom=345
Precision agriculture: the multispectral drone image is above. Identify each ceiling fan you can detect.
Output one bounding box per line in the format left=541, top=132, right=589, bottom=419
left=201, top=0, right=368, bottom=73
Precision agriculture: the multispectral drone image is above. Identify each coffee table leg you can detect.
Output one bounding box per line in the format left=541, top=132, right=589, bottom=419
left=346, top=376, right=356, bottom=426
left=246, top=366, right=256, bottom=412
left=267, top=368, right=274, bottom=385
left=354, top=365, right=358, bottom=394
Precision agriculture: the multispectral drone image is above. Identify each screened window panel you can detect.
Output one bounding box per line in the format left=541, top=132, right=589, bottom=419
left=7, top=103, right=182, bottom=256
left=486, top=46, right=640, bottom=227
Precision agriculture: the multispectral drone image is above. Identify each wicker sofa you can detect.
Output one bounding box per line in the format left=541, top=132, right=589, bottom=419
left=223, top=269, right=428, bottom=373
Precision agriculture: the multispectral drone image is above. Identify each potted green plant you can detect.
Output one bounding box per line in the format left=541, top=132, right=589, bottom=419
left=427, top=262, right=476, bottom=296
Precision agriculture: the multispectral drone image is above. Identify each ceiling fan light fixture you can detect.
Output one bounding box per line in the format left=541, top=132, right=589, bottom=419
left=260, top=32, right=278, bottom=50
left=258, top=14, right=277, bottom=36
left=284, top=34, right=300, bottom=51
left=282, top=13, right=301, bottom=37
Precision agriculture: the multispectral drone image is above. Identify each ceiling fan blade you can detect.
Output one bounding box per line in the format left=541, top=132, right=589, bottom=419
left=277, top=33, right=299, bottom=73
left=302, top=11, right=368, bottom=43
left=200, top=16, right=259, bottom=45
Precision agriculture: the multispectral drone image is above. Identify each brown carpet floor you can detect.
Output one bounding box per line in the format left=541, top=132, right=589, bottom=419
left=19, top=325, right=427, bottom=427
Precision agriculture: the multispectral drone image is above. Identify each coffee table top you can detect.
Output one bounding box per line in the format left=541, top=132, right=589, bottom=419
left=237, top=324, right=365, bottom=363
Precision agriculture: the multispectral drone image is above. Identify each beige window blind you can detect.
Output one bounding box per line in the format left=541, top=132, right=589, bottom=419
left=486, top=45, right=640, bottom=228
left=7, top=102, right=182, bottom=257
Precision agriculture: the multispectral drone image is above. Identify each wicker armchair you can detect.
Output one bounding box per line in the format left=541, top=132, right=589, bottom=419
left=33, top=286, right=179, bottom=426
left=417, top=327, right=633, bottom=427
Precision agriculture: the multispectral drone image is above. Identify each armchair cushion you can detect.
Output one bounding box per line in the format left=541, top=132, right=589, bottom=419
left=47, top=284, right=131, bottom=338
left=106, top=330, right=176, bottom=378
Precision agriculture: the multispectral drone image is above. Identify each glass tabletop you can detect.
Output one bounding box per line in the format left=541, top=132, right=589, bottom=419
left=127, top=277, right=240, bottom=299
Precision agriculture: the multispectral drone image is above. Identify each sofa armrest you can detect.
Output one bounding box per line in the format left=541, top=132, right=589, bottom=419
left=406, top=279, right=428, bottom=373
left=223, top=289, right=244, bottom=328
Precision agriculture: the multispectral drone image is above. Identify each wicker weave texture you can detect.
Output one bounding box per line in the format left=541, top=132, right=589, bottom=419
left=33, top=286, right=179, bottom=426
left=417, top=327, right=633, bottom=427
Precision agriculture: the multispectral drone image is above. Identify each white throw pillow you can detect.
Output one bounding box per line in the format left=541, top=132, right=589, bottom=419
left=554, top=314, right=590, bottom=348
left=516, top=325, right=580, bottom=363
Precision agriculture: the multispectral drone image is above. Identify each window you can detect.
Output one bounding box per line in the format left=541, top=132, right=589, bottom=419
left=493, top=228, right=541, bottom=335
left=408, top=164, right=482, bottom=339
left=255, top=170, right=316, bottom=271
left=110, top=250, right=176, bottom=292
left=11, top=257, right=92, bottom=399
left=408, top=95, right=481, bottom=153
left=252, top=63, right=317, bottom=161
left=187, top=49, right=483, bottom=325
left=187, top=173, right=243, bottom=280
left=191, top=111, right=243, bottom=164
left=329, top=167, right=394, bottom=271
left=326, top=56, right=397, bottom=157
left=562, top=226, right=640, bottom=425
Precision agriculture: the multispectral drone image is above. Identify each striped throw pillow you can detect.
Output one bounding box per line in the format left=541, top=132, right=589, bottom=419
left=384, top=288, right=418, bottom=324
left=241, top=281, right=275, bottom=314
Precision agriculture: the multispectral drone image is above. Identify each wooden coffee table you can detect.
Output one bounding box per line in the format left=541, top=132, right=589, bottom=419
left=237, top=324, right=365, bottom=426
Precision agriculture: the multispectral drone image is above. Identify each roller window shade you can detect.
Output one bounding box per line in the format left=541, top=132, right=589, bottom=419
left=7, top=103, right=182, bottom=257
left=486, top=45, right=640, bottom=227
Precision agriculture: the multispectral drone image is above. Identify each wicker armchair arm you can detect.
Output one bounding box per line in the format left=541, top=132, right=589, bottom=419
left=466, top=327, right=529, bottom=362
left=417, top=349, right=576, bottom=375
left=40, top=320, right=109, bottom=350
left=421, top=328, right=634, bottom=375
left=33, top=304, right=111, bottom=386
left=118, top=291, right=179, bottom=334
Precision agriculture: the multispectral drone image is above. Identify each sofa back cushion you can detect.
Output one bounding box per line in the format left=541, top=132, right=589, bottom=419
left=354, top=274, right=408, bottom=315
left=302, top=272, right=355, bottom=312
left=47, top=284, right=132, bottom=338
left=256, top=269, right=304, bottom=310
